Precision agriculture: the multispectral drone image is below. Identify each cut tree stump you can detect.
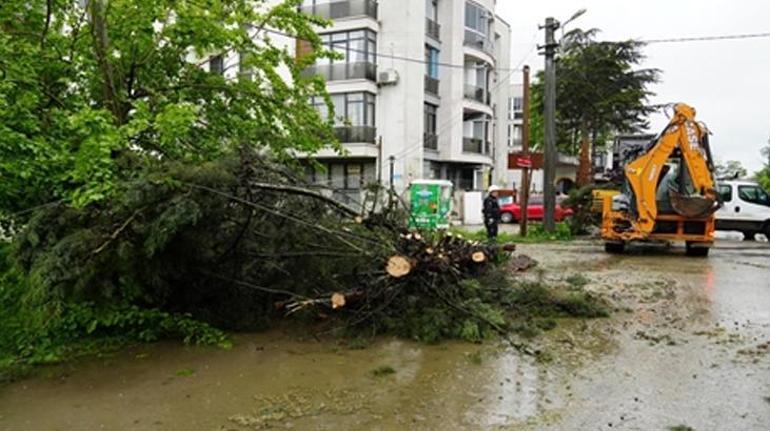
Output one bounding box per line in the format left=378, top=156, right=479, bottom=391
left=386, top=255, right=412, bottom=278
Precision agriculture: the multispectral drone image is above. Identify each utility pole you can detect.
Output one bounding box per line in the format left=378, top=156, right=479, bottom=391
left=541, top=17, right=560, bottom=233
left=520, top=65, right=531, bottom=237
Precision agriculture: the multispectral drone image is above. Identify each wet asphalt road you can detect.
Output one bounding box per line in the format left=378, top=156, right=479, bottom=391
left=0, top=240, right=768, bottom=431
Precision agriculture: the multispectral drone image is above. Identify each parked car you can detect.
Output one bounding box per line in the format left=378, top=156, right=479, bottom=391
left=500, top=196, right=574, bottom=223
left=715, top=180, right=770, bottom=240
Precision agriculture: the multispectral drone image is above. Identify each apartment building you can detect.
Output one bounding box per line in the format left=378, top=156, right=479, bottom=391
left=505, top=84, right=579, bottom=195
left=293, top=0, right=512, bottom=199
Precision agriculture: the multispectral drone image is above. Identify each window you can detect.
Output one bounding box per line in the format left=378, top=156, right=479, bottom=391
left=738, top=185, right=770, bottom=207
left=513, top=97, right=523, bottom=112
left=465, top=1, right=490, bottom=36
left=717, top=184, right=732, bottom=203
left=317, top=29, right=377, bottom=67
left=209, top=55, right=224, bottom=75
left=424, top=104, right=437, bottom=135
left=309, top=161, right=376, bottom=190
left=311, top=92, right=376, bottom=127
left=426, top=0, right=438, bottom=21
left=425, top=46, right=439, bottom=79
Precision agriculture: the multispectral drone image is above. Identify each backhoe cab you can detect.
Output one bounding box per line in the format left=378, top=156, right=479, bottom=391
left=601, top=103, right=721, bottom=256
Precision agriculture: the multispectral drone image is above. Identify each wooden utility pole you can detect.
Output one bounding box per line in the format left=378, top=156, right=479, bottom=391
left=520, top=65, right=531, bottom=237
left=541, top=17, right=559, bottom=233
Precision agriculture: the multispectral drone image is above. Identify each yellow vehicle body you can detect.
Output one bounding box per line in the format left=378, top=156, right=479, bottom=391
left=601, top=103, right=719, bottom=256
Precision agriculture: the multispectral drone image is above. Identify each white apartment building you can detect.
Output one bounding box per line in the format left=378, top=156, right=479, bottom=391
left=205, top=0, right=512, bottom=200
left=269, top=0, right=512, bottom=200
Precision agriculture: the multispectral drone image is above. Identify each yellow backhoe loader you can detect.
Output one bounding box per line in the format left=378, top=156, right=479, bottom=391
left=601, top=103, right=721, bottom=256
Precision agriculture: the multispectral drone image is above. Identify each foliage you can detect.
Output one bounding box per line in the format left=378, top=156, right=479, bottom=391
left=529, top=29, right=660, bottom=184
left=0, top=256, right=226, bottom=381
left=755, top=137, right=770, bottom=190
left=715, top=160, right=748, bottom=180
left=561, top=184, right=608, bottom=234
left=0, top=0, right=336, bottom=216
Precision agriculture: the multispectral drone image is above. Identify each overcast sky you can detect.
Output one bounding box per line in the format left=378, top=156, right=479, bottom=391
left=497, top=0, right=770, bottom=174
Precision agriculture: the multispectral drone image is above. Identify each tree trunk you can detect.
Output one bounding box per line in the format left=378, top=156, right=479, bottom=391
left=577, top=122, right=592, bottom=187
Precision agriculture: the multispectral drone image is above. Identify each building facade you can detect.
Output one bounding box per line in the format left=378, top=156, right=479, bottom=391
left=291, top=0, right=512, bottom=198
left=505, top=84, right=579, bottom=195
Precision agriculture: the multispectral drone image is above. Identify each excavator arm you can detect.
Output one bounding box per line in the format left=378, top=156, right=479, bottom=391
left=623, top=103, right=718, bottom=234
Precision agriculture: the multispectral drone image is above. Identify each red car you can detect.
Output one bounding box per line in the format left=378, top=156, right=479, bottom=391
left=500, top=196, right=573, bottom=223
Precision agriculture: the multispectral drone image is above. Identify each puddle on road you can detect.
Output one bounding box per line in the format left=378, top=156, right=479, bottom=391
left=1, top=241, right=769, bottom=431
left=0, top=334, right=577, bottom=431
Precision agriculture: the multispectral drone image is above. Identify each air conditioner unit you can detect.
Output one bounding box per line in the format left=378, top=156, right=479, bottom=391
left=377, top=69, right=399, bottom=86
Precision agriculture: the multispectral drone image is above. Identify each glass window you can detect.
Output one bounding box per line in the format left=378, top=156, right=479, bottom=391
left=426, top=0, right=438, bottom=21
left=209, top=55, right=224, bottom=75
left=314, top=92, right=376, bottom=128
left=425, top=46, right=439, bottom=78
left=513, top=97, right=523, bottom=112
left=330, top=164, right=345, bottom=189
left=424, top=103, right=437, bottom=135
left=318, top=29, right=377, bottom=66
left=718, top=185, right=732, bottom=203
left=738, top=185, right=770, bottom=206
left=465, top=1, right=489, bottom=36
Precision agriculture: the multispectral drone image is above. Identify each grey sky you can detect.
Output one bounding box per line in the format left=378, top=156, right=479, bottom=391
left=497, top=0, right=770, bottom=174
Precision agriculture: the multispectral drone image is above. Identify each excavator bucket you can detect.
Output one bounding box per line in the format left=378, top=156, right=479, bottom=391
left=668, top=189, right=719, bottom=219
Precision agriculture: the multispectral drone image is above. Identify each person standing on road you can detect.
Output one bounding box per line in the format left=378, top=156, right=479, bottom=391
left=483, top=185, right=501, bottom=240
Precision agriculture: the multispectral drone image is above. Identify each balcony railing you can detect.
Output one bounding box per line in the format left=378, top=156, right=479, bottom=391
left=463, top=137, right=485, bottom=154
left=334, top=126, right=377, bottom=143
left=302, top=62, right=377, bottom=82
left=464, top=84, right=490, bottom=105
left=426, top=18, right=440, bottom=41
left=300, top=0, right=378, bottom=20
left=464, top=30, right=495, bottom=56
left=424, top=75, right=439, bottom=96
left=424, top=133, right=438, bottom=150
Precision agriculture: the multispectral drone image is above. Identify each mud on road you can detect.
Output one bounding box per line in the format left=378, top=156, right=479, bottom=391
left=0, top=240, right=769, bottom=431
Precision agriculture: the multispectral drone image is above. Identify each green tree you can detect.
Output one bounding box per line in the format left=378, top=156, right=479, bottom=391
left=0, top=0, right=336, bottom=215
left=755, top=136, right=770, bottom=190
left=715, top=160, right=748, bottom=180
left=530, top=29, right=659, bottom=186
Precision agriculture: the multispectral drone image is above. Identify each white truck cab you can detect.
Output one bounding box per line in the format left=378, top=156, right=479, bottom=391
left=715, top=180, right=770, bottom=240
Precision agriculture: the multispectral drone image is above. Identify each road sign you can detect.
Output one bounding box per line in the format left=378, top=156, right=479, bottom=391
left=508, top=152, right=544, bottom=170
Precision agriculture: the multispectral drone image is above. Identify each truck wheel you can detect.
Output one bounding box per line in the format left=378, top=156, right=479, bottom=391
left=743, top=231, right=757, bottom=241
left=604, top=241, right=625, bottom=254
left=686, top=242, right=710, bottom=257
left=500, top=212, right=513, bottom=224
left=764, top=223, right=770, bottom=241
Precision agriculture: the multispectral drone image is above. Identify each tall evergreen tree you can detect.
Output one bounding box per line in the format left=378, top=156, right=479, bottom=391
left=530, top=29, right=660, bottom=186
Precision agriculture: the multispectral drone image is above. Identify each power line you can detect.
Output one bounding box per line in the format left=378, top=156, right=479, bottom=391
left=262, top=27, right=524, bottom=72
left=641, top=31, right=770, bottom=44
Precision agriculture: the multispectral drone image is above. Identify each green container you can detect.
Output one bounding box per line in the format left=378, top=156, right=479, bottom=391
left=408, top=180, right=454, bottom=230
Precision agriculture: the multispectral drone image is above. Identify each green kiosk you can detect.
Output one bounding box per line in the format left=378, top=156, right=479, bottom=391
left=408, top=180, right=454, bottom=230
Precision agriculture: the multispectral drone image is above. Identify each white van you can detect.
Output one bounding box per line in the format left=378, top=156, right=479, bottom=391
left=715, top=180, right=770, bottom=240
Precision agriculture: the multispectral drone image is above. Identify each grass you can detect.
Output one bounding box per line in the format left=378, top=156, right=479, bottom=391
left=370, top=365, right=396, bottom=377
left=668, top=426, right=695, bottom=431
left=565, top=274, right=589, bottom=288
left=451, top=222, right=573, bottom=244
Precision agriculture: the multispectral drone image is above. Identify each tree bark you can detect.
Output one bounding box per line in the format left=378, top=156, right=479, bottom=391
left=577, top=122, right=592, bottom=187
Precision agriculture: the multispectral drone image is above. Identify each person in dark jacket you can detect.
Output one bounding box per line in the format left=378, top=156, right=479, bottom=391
left=483, top=185, right=501, bottom=240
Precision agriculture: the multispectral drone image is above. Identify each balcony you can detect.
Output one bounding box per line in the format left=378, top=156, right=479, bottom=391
left=300, top=0, right=378, bottom=20
left=463, top=137, right=485, bottom=154
left=464, top=84, right=490, bottom=105
left=424, top=75, right=439, bottom=96
left=464, top=30, right=495, bottom=56
left=302, top=62, right=377, bottom=82
left=426, top=18, right=440, bottom=41
left=424, top=133, right=438, bottom=150
left=334, top=126, right=377, bottom=143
